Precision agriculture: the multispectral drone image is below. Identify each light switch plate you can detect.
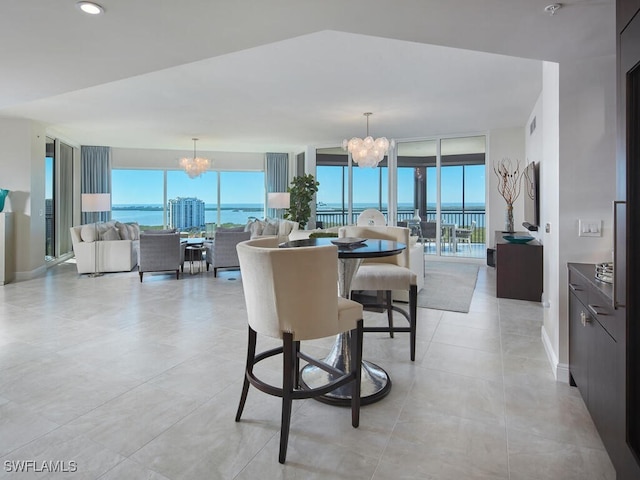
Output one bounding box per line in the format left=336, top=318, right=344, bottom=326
left=578, top=219, right=602, bottom=237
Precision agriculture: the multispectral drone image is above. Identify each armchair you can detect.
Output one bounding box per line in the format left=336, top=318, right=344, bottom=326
left=206, top=229, right=251, bottom=276
left=138, top=232, right=183, bottom=282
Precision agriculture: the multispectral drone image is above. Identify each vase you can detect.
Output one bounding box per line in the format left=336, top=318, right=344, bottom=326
left=413, top=209, right=421, bottom=221
left=0, top=189, right=8, bottom=212
left=505, top=204, right=514, bottom=232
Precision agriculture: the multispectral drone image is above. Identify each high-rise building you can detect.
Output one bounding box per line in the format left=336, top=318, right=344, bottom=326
left=167, top=197, right=205, bottom=231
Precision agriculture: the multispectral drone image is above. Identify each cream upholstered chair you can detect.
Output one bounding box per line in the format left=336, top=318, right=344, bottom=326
left=356, top=208, right=386, bottom=226
left=235, top=237, right=364, bottom=464
left=455, top=220, right=476, bottom=253
left=339, top=225, right=418, bottom=361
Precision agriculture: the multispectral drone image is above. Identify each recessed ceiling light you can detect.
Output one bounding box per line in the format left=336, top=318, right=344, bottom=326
left=544, top=4, right=562, bottom=16
left=76, top=2, right=104, bottom=15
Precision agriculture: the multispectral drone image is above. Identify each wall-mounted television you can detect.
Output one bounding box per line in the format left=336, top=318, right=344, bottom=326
left=522, top=161, right=539, bottom=231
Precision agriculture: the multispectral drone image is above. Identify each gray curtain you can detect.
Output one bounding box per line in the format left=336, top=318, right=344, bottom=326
left=81, top=146, right=112, bottom=223
left=265, top=153, right=288, bottom=219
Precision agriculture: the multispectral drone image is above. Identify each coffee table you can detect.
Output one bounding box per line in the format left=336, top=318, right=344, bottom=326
left=280, top=237, right=405, bottom=405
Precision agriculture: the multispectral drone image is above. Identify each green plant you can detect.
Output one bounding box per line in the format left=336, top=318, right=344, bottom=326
left=309, top=231, right=338, bottom=238
left=284, top=174, right=319, bottom=229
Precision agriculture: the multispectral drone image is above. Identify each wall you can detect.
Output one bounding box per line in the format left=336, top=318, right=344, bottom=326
left=487, top=128, right=526, bottom=247
left=111, top=147, right=265, bottom=171
left=553, top=53, right=617, bottom=376
left=0, top=118, right=46, bottom=280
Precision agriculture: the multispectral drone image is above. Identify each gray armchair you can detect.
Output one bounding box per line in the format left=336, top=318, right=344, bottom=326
left=206, top=229, right=251, bottom=277
left=138, top=232, right=183, bottom=282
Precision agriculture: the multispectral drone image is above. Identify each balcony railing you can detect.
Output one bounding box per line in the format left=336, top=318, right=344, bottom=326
left=316, top=208, right=486, bottom=244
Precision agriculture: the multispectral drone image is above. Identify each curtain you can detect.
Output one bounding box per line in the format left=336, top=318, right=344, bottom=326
left=265, top=153, right=288, bottom=219
left=81, top=146, right=112, bottom=223
left=58, top=142, right=74, bottom=254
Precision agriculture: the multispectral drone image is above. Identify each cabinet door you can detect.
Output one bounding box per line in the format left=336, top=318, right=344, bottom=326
left=569, top=293, right=590, bottom=404
left=588, top=320, right=619, bottom=465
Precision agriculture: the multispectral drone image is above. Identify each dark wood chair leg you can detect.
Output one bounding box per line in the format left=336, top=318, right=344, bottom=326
left=236, top=327, right=257, bottom=422
left=409, top=284, right=417, bottom=361
left=385, top=290, right=394, bottom=338
left=214, top=268, right=218, bottom=277
left=279, top=332, right=295, bottom=464
left=176, top=269, right=180, bottom=279
left=139, top=272, right=143, bottom=282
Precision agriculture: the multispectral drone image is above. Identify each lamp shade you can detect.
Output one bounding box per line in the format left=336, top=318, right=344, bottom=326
left=267, top=192, right=290, bottom=209
left=81, top=193, right=111, bottom=213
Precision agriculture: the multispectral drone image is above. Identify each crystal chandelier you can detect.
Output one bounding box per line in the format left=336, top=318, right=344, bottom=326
left=342, top=112, right=394, bottom=168
left=179, top=138, right=210, bottom=179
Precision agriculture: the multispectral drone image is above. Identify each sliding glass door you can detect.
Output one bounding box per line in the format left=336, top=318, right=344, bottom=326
left=45, top=138, right=74, bottom=262
left=396, top=136, right=486, bottom=258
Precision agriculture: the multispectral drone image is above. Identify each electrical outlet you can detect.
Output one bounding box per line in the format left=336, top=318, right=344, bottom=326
left=578, top=219, right=602, bottom=237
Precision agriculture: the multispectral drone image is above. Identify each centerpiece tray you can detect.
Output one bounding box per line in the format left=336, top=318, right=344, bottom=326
left=331, top=237, right=367, bottom=247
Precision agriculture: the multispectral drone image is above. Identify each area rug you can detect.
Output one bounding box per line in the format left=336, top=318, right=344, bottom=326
left=418, top=261, right=479, bottom=313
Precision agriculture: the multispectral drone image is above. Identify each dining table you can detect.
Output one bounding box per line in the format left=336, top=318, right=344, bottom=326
left=280, top=237, right=406, bottom=405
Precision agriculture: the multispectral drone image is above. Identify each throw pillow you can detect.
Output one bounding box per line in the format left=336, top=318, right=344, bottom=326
left=80, top=224, right=96, bottom=243
left=126, top=223, right=140, bottom=240
left=116, top=222, right=130, bottom=240
left=101, top=226, right=121, bottom=241
left=248, top=220, right=265, bottom=237
left=262, top=220, right=278, bottom=236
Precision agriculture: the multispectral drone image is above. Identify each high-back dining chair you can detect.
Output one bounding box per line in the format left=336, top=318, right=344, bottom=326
left=357, top=209, right=386, bottom=226
left=235, top=237, right=364, bottom=464
left=339, top=225, right=418, bottom=361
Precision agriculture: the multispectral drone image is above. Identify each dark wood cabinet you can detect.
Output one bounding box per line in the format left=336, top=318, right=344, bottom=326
left=495, top=231, right=542, bottom=302
left=617, top=1, right=640, bottom=477
left=568, top=263, right=638, bottom=478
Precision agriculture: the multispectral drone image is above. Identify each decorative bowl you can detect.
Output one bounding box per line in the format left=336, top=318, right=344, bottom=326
left=503, top=235, right=534, bottom=244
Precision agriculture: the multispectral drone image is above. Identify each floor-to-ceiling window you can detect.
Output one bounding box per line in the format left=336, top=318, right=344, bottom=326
left=394, top=135, right=486, bottom=259
left=45, top=138, right=74, bottom=262
left=45, top=138, right=55, bottom=260
left=112, top=169, right=264, bottom=235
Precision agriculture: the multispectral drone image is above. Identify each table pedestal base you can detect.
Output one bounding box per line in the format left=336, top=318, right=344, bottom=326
left=299, top=330, right=391, bottom=406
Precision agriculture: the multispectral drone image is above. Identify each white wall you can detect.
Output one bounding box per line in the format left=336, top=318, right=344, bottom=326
left=111, top=147, right=265, bottom=171
left=553, top=54, right=617, bottom=374
left=0, top=118, right=46, bottom=280
left=487, top=128, right=526, bottom=247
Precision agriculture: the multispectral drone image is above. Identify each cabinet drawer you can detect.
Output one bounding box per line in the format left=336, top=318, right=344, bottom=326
left=568, top=268, right=589, bottom=306
left=588, top=288, right=619, bottom=341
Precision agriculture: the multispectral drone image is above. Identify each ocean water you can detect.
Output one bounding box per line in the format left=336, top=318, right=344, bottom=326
left=111, top=203, right=486, bottom=227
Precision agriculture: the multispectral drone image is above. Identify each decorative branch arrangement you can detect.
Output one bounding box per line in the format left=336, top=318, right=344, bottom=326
left=493, top=158, right=523, bottom=206
left=493, top=158, right=523, bottom=232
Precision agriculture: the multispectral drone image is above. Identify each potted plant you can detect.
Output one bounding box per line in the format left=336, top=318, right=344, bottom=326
left=284, top=174, right=319, bottom=229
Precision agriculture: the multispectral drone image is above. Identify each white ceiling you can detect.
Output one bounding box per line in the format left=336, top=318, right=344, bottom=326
left=0, top=0, right=615, bottom=154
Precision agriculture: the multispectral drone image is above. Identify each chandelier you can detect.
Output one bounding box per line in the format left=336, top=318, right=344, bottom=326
left=179, top=138, right=210, bottom=179
left=342, top=112, right=394, bottom=168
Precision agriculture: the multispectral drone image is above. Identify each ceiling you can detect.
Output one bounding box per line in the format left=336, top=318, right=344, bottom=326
left=0, top=0, right=615, bottom=154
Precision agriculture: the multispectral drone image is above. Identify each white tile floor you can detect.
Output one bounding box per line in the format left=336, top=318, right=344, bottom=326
left=0, top=261, right=615, bottom=479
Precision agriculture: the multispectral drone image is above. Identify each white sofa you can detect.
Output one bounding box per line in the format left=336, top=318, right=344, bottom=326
left=244, top=218, right=299, bottom=243
left=69, top=221, right=139, bottom=274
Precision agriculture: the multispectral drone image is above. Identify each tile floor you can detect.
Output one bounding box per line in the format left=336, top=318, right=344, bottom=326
left=0, top=261, right=615, bottom=479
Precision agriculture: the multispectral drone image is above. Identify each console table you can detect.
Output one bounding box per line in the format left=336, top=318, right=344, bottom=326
left=495, top=231, right=542, bottom=301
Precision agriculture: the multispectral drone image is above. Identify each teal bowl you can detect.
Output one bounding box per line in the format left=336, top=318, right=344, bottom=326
left=503, top=235, right=534, bottom=244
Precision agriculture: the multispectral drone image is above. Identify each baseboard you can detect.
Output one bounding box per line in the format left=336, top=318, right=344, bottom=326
left=15, top=264, right=47, bottom=282
left=541, top=325, right=570, bottom=383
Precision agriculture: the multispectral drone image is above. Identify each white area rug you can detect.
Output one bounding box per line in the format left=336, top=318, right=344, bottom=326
left=418, top=261, right=479, bottom=313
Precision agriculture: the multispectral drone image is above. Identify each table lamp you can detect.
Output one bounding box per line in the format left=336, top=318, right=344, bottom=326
left=267, top=192, right=290, bottom=219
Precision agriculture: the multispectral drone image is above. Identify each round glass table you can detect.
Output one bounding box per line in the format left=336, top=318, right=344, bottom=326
left=280, top=237, right=406, bottom=405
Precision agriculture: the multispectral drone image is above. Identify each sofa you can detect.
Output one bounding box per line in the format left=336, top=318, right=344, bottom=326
left=244, top=218, right=299, bottom=243
left=69, top=221, right=140, bottom=274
